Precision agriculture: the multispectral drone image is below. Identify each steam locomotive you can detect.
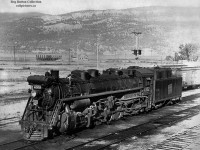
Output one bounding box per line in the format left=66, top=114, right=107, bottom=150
left=19, top=66, right=182, bottom=140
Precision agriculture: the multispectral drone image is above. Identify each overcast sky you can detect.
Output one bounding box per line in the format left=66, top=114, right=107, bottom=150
left=1, top=0, right=200, bottom=15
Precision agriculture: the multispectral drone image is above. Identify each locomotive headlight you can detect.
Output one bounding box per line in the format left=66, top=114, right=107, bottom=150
left=31, top=90, right=37, bottom=97
left=47, top=88, right=52, bottom=94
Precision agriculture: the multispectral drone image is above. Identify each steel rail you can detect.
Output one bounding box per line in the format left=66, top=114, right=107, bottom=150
left=64, top=103, right=200, bottom=150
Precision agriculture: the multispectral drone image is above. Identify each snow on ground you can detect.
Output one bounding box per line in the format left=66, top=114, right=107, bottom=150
left=0, top=100, right=27, bottom=119
left=44, top=23, right=82, bottom=32
left=182, top=88, right=200, bottom=97
left=0, top=82, right=29, bottom=95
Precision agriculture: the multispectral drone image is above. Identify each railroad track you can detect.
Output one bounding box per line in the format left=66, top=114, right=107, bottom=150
left=0, top=92, right=200, bottom=150
left=1, top=95, right=28, bottom=103
left=65, top=105, right=200, bottom=150
left=148, top=125, right=200, bottom=150
left=18, top=94, right=199, bottom=150
left=0, top=117, right=19, bottom=128
left=0, top=134, right=75, bottom=150
left=0, top=139, right=41, bottom=150
left=1, top=105, right=198, bottom=150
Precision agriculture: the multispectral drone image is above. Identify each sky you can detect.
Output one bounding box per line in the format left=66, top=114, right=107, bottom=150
left=1, top=0, right=200, bottom=15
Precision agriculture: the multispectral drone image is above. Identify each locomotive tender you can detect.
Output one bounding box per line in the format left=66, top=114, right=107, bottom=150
left=19, top=66, right=182, bottom=140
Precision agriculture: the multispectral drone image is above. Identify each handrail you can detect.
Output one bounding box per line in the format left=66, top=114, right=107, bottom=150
left=61, top=87, right=143, bottom=102
left=49, top=100, right=62, bottom=126
left=21, top=97, right=32, bottom=121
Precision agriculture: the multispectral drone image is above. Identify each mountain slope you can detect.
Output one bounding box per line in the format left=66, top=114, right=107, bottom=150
left=0, top=7, right=199, bottom=57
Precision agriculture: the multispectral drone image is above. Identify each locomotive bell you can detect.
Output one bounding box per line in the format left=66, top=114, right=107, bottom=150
left=51, top=70, right=59, bottom=79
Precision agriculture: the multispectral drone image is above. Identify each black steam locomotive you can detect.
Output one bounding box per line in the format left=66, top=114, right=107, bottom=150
left=20, top=66, right=182, bottom=140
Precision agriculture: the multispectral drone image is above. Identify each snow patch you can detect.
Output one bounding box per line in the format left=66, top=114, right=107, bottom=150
left=41, top=15, right=62, bottom=24
left=0, top=82, right=28, bottom=95
left=44, top=23, right=82, bottom=32
left=0, top=100, right=27, bottom=118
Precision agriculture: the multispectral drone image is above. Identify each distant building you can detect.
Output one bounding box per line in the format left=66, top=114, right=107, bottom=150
left=34, top=47, right=63, bottom=61
left=36, top=54, right=62, bottom=61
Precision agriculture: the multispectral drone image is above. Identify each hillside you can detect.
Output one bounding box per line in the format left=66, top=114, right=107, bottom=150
left=0, top=6, right=199, bottom=57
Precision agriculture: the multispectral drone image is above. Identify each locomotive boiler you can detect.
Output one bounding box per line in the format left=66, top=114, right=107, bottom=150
left=19, top=66, right=182, bottom=140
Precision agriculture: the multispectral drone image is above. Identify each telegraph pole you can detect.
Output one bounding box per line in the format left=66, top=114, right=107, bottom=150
left=76, top=41, right=80, bottom=67
left=96, top=43, right=99, bottom=70
left=131, top=31, right=142, bottom=58
left=13, top=45, right=16, bottom=65
left=96, top=34, right=101, bottom=70
left=1, top=45, right=17, bottom=64
left=132, top=31, right=142, bottom=50
left=68, top=48, right=71, bottom=65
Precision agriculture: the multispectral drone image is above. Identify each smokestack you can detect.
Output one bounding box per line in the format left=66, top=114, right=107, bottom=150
left=51, top=70, right=59, bottom=79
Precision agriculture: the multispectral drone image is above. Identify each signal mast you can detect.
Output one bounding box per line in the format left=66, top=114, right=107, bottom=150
left=131, top=31, right=142, bottom=57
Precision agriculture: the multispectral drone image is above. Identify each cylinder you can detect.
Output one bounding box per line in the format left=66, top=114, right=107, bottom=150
left=70, top=98, right=91, bottom=110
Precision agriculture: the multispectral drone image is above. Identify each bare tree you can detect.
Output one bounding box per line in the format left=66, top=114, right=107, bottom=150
left=179, top=43, right=199, bottom=61
left=165, top=55, right=173, bottom=61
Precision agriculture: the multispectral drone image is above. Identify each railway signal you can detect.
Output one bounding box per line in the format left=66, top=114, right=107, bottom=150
left=132, top=49, right=142, bottom=56
left=131, top=31, right=142, bottom=57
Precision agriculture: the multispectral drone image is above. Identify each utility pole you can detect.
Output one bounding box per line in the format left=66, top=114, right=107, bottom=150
left=2, top=45, right=17, bottom=64
left=76, top=41, right=80, bottom=68
left=96, top=34, right=101, bottom=70
left=132, top=31, right=142, bottom=50
left=68, top=48, right=71, bottom=65
left=13, top=45, right=16, bottom=65
left=24, top=50, right=26, bottom=62
left=132, top=31, right=142, bottom=60
left=96, top=43, right=99, bottom=70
